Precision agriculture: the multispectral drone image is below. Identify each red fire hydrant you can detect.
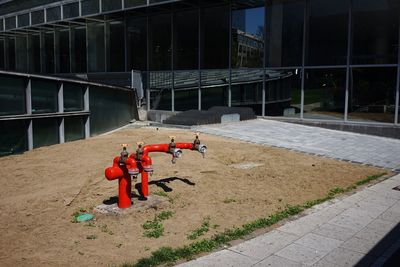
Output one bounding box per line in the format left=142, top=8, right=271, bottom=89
left=105, top=134, right=207, bottom=208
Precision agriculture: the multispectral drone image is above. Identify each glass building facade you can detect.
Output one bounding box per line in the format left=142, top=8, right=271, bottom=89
left=0, top=0, right=399, bottom=127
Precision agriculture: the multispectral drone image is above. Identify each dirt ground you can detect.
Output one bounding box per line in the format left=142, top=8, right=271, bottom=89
left=0, top=126, right=389, bottom=266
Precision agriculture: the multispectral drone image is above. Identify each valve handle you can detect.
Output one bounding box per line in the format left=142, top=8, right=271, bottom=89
left=169, top=135, right=176, bottom=140
left=136, top=141, right=144, bottom=146
left=193, top=132, right=200, bottom=138
left=121, top=143, right=128, bottom=149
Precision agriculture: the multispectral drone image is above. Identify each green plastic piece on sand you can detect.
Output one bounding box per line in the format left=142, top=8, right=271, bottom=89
left=76, top=213, right=94, bottom=222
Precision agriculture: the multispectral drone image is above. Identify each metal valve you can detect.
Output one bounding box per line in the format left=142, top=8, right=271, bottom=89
left=119, top=144, right=129, bottom=164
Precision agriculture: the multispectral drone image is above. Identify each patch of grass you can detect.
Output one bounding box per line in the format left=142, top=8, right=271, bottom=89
left=126, top=172, right=387, bottom=267
left=355, top=173, right=386, bottom=186
left=187, top=217, right=210, bottom=240
left=142, top=211, right=173, bottom=238
left=143, top=222, right=164, bottom=238
left=86, top=235, right=97, bottom=240
left=157, top=211, right=173, bottom=221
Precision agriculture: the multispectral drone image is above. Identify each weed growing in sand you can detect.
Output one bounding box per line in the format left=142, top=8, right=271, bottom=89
left=142, top=211, right=173, bottom=238
left=100, top=224, right=114, bottom=235
left=128, top=172, right=387, bottom=267
left=86, top=235, right=97, bottom=240
left=157, top=211, right=173, bottom=220
left=187, top=217, right=210, bottom=240
left=223, top=198, right=236, bottom=204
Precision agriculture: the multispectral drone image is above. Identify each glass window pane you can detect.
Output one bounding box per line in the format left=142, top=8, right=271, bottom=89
left=149, top=71, right=172, bottom=110
left=352, top=0, right=399, bottom=64
left=0, top=39, right=4, bottom=69
left=175, top=88, right=198, bottom=111
left=0, top=120, right=27, bottom=156
left=16, top=36, right=27, bottom=72
left=65, top=116, right=85, bottom=142
left=17, top=13, right=30, bottom=27
left=31, top=79, right=58, bottom=114
left=232, top=4, right=264, bottom=69
left=201, top=86, right=228, bottom=110
left=46, top=6, right=61, bottom=22
left=31, top=10, right=45, bottom=25
left=125, top=0, right=147, bottom=8
left=59, top=30, right=70, bottom=73
left=5, top=16, right=16, bottom=30
left=63, top=2, right=79, bottom=19
left=303, top=69, right=346, bottom=120
left=307, top=0, right=349, bottom=66
left=0, top=75, right=26, bottom=115
left=173, top=9, right=198, bottom=70
left=127, top=16, right=147, bottom=70
left=72, top=27, right=87, bottom=73
left=6, top=37, right=15, bottom=71
left=102, top=0, right=122, bottom=12
left=231, top=68, right=263, bottom=115
left=149, top=13, right=171, bottom=71
left=43, top=32, right=55, bottom=73
left=89, top=86, right=134, bottom=135
left=64, top=83, right=84, bottom=112
left=33, top=118, right=59, bottom=148
left=201, top=69, right=229, bottom=87
left=88, top=22, right=105, bottom=72
left=348, top=67, right=396, bottom=123
left=28, top=34, right=41, bottom=73
left=201, top=5, right=229, bottom=69
left=266, top=0, right=304, bottom=67
left=265, top=68, right=301, bottom=117
left=0, top=19, right=3, bottom=31
left=82, top=0, right=100, bottom=16
left=174, top=70, right=199, bottom=94
left=150, top=89, right=171, bottom=111
left=106, top=20, right=124, bottom=72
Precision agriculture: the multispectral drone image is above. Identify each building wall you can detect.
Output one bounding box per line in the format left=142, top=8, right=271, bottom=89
left=0, top=0, right=399, bottom=125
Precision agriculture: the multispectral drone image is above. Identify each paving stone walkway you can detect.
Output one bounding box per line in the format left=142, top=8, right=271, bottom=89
left=194, top=119, right=400, bottom=171
left=178, top=174, right=400, bottom=267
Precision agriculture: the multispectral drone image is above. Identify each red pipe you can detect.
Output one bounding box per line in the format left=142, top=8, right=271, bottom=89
left=105, top=141, right=202, bottom=208
left=105, top=157, right=138, bottom=208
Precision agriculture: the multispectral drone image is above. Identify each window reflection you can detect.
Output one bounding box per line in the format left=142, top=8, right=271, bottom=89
left=304, top=69, right=346, bottom=120
left=352, top=0, right=399, bottom=64
left=266, top=0, right=304, bottom=67
left=307, top=0, right=348, bottom=66
left=265, top=69, right=301, bottom=117
left=349, top=68, right=396, bottom=123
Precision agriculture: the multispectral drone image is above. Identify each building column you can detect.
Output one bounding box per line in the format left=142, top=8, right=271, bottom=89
left=84, top=86, right=90, bottom=139
left=58, top=82, right=65, bottom=144
left=26, top=78, right=33, bottom=150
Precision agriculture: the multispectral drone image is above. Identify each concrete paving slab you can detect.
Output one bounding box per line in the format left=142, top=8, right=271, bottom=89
left=177, top=249, right=258, bottom=267
left=312, top=247, right=367, bottom=267
left=294, top=233, right=342, bottom=253
left=252, top=255, right=304, bottom=267
left=378, top=209, right=400, bottom=223
left=229, top=230, right=300, bottom=261
left=340, top=236, right=383, bottom=255
left=312, top=223, right=358, bottom=241
left=275, top=243, right=329, bottom=266
left=328, top=211, right=374, bottom=230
